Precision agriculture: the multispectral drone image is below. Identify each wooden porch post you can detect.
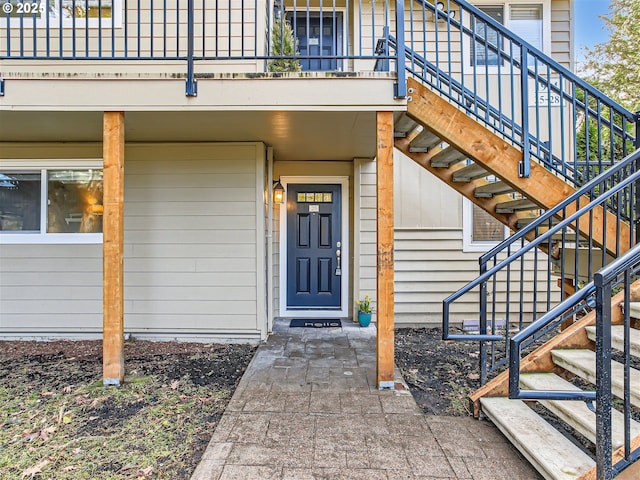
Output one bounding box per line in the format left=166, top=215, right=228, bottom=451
left=103, top=111, right=125, bottom=386
left=376, top=111, right=395, bottom=389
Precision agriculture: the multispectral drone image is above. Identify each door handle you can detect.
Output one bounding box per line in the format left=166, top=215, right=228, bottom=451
left=335, top=249, right=342, bottom=276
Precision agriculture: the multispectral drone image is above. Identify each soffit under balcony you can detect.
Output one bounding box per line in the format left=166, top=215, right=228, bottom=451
left=0, top=109, right=383, bottom=161
left=0, top=74, right=403, bottom=160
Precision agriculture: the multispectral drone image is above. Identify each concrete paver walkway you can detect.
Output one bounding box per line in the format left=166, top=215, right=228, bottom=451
left=192, top=319, right=541, bottom=480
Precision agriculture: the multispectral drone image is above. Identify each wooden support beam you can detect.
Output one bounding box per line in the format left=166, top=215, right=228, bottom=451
left=376, top=111, right=395, bottom=389
left=103, top=111, right=125, bottom=387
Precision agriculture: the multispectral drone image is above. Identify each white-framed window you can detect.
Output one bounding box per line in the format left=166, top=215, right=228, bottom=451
left=468, top=1, right=549, bottom=68
left=2, top=1, right=122, bottom=28
left=0, top=160, right=103, bottom=244
left=462, top=198, right=509, bottom=252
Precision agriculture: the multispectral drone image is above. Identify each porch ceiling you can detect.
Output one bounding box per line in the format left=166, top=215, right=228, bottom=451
left=0, top=110, right=379, bottom=161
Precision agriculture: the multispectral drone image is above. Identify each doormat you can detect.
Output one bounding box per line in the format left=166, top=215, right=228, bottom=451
left=290, top=319, right=342, bottom=328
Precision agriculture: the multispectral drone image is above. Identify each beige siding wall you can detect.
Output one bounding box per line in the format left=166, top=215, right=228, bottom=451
left=551, top=0, right=573, bottom=69
left=390, top=151, right=559, bottom=326
left=0, top=245, right=103, bottom=335
left=355, top=158, right=377, bottom=318
left=124, top=143, right=265, bottom=340
left=0, top=142, right=266, bottom=340
left=0, top=144, right=103, bottom=337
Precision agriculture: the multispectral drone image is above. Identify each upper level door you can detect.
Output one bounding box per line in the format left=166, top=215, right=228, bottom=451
left=289, top=12, right=343, bottom=71
left=286, top=184, right=342, bottom=309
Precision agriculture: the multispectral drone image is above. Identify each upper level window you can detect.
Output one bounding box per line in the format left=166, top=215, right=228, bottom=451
left=2, top=1, right=122, bottom=28
left=0, top=166, right=103, bottom=244
left=471, top=3, right=544, bottom=67
left=473, top=6, right=503, bottom=66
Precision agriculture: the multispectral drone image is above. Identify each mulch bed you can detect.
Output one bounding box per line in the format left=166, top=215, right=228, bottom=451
left=395, top=327, right=482, bottom=416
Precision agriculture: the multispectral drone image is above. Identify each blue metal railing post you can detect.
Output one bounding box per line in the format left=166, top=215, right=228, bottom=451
left=479, top=259, right=488, bottom=384
left=519, top=45, right=530, bottom=177
left=635, top=112, right=640, bottom=244
left=394, top=0, right=406, bottom=98
left=186, top=0, right=198, bottom=97
left=595, top=270, right=614, bottom=480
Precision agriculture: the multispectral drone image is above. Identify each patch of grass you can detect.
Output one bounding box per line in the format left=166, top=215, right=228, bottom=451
left=0, top=341, right=256, bottom=479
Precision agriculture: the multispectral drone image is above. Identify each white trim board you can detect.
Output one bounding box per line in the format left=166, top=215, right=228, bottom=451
left=278, top=175, right=350, bottom=319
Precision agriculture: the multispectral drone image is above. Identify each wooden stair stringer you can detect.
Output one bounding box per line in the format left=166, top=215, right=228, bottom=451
left=468, top=281, right=640, bottom=418
left=405, top=77, right=630, bottom=258
left=577, top=434, right=640, bottom=480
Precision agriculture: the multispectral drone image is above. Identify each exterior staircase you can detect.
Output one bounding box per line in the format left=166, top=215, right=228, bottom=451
left=389, top=2, right=640, bottom=478
left=394, top=77, right=629, bottom=261
left=395, top=73, right=640, bottom=476
left=475, top=294, right=640, bottom=480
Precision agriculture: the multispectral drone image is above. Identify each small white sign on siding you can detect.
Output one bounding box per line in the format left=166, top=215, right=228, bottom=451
left=529, top=76, right=563, bottom=108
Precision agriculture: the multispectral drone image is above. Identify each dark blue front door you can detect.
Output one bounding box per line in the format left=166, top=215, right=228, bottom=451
left=289, top=12, right=343, bottom=71
left=287, top=184, right=341, bottom=309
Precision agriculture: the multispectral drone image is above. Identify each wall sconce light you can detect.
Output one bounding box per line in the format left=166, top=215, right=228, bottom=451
left=273, top=179, right=285, bottom=204
left=436, top=2, right=456, bottom=19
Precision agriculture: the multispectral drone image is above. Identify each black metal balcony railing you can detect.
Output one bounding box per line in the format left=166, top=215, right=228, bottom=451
left=0, top=0, right=404, bottom=96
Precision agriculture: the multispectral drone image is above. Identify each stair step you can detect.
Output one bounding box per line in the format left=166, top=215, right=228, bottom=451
left=551, top=230, right=579, bottom=242
left=409, top=129, right=441, bottom=152
left=585, top=325, right=640, bottom=359
left=474, top=181, right=515, bottom=198
left=495, top=198, right=539, bottom=214
left=551, top=349, right=640, bottom=407
left=517, top=215, right=558, bottom=229
left=630, top=302, right=640, bottom=320
left=429, top=146, right=467, bottom=168
left=394, top=113, right=418, bottom=138
left=520, top=373, right=640, bottom=450
left=452, top=163, right=489, bottom=182
left=480, top=397, right=595, bottom=480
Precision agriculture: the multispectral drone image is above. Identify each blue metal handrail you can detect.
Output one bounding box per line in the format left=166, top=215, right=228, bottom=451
left=507, top=241, right=640, bottom=479
left=400, top=0, right=638, bottom=184
left=443, top=148, right=640, bottom=382
left=593, top=244, right=640, bottom=479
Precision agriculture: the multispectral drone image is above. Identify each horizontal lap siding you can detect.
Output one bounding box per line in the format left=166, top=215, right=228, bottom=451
left=551, top=0, right=572, bottom=68
left=394, top=229, right=559, bottom=325
left=124, top=143, right=262, bottom=338
left=387, top=151, right=560, bottom=326
left=357, top=158, right=377, bottom=315
left=0, top=145, right=103, bottom=337
left=0, top=143, right=263, bottom=339
left=0, top=245, right=103, bottom=334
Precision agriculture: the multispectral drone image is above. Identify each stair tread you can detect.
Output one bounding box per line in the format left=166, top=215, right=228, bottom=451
left=585, top=325, right=640, bottom=359
left=474, top=181, right=515, bottom=198
left=551, top=349, right=640, bottom=407
left=452, top=163, right=489, bottom=182
left=394, top=113, right=418, bottom=137
left=630, top=302, right=640, bottom=320
left=517, top=216, right=559, bottom=228
left=495, top=198, right=539, bottom=213
left=480, top=397, right=595, bottom=480
left=551, top=231, right=579, bottom=241
left=521, top=373, right=640, bottom=449
left=430, top=146, right=467, bottom=168
left=409, top=129, right=441, bottom=152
